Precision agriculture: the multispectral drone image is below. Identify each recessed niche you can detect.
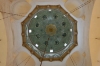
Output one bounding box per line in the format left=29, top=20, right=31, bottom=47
left=54, top=15, right=58, bottom=19
left=62, top=22, right=66, bottom=26
left=36, top=34, right=40, bottom=38
left=45, top=41, right=48, bottom=45
left=43, top=15, right=47, bottom=20
left=36, top=23, right=39, bottom=27
left=55, top=41, right=59, bottom=45
left=62, top=33, right=66, bottom=37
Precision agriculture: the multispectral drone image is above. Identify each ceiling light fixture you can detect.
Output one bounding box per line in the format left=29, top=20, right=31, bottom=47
left=50, top=49, right=53, bottom=52
left=70, top=29, right=72, bottom=32
left=29, top=29, right=32, bottom=33
left=35, top=44, right=39, bottom=47
left=64, top=15, right=66, bottom=17
left=48, top=9, right=52, bottom=11
left=64, top=43, right=67, bottom=46
left=34, top=15, right=37, bottom=18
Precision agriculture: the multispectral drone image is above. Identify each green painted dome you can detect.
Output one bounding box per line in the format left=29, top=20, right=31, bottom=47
left=22, top=5, right=77, bottom=61
left=28, top=9, right=73, bottom=53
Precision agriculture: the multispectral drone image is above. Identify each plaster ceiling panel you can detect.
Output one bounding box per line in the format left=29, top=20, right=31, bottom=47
left=26, top=0, right=32, bottom=4
left=64, top=0, right=84, bottom=18
left=63, top=0, right=68, bottom=2
left=66, top=51, right=82, bottom=66
left=32, top=0, right=60, bottom=2
left=15, top=52, right=35, bottom=66
left=11, top=0, right=31, bottom=20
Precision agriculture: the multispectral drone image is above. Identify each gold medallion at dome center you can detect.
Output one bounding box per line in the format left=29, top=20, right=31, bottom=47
left=45, top=24, right=57, bottom=36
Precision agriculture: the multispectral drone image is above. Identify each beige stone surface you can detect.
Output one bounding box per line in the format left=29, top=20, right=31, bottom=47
left=89, top=0, right=100, bottom=66
left=0, top=12, right=7, bottom=66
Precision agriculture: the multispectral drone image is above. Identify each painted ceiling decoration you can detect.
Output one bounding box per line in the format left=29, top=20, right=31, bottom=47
left=21, top=5, right=78, bottom=61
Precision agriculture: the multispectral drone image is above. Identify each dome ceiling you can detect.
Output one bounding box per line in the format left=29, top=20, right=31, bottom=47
left=21, top=5, right=78, bottom=61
